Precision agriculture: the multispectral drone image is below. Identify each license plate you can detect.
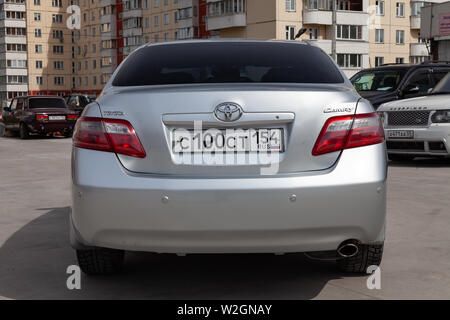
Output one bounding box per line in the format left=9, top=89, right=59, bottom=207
left=172, top=128, right=284, bottom=153
left=49, top=116, right=66, bottom=121
left=388, top=130, right=414, bottom=139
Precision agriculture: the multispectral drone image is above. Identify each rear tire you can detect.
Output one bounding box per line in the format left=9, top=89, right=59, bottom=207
left=76, top=248, right=125, bottom=275
left=337, top=243, right=384, bottom=273
left=19, top=123, right=29, bottom=140
left=388, top=154, right=415, bottom=162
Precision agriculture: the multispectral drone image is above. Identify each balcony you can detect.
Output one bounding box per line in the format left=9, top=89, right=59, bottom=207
left=411, top=16, right=421, bottom=29
left=179, top=0, right=193, bottom=9
left=303, top=10, right=332, bottom=25
left=122, top=9, right=142, bottom=20
left=410, top=43, right=429, bottom=57
left=100, top=0, right=115, bottom=7
left=207, top=12, right=246, bottom=31
left=206, top=0, right=246, bottom=30
left=304, top=39, right=332, bottom=54
left=336, top=11, right=368, bottom=26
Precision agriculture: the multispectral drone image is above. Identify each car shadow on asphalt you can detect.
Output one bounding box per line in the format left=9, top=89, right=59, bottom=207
left=388, top=157, right=450, bottom=168
left=0, top=207, right=357, bottom=299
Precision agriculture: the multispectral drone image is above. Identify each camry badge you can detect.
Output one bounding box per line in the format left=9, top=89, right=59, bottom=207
left=214, top=103, right=243, bottom=122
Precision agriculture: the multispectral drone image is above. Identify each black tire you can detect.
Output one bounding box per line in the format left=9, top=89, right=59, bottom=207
left=64, top=131, right=73, bottom=138
left=388, top=154, right=415, bottom=162
left=337, top=243, right=384, bottom=273
left=76, top=248, right=125, bottom=275
left=19, top=123, right=29, bottom=140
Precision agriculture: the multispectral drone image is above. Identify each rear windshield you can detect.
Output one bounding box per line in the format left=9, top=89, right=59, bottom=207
left=351, top=69, right=407, bottom=92
left=29, top=98, right=67, bottom=109
left=112, top=42, right=344, bottom=86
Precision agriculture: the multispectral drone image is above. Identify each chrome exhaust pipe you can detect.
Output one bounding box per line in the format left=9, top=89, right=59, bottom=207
left=337, top=241, right=360, bottom=258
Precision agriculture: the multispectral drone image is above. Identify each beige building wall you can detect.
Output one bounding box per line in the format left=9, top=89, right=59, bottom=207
left=26, top=0, right=72, bottom=93
left=369, top=0, right=424, bottom=67
left=142, top=0, right=179, bottom=43
left=75, top=0, right=103, bottom=92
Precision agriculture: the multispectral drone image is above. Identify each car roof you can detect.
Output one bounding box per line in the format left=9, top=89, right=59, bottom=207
left=15, top=95, right=65, bottom=99
left=141, top=38, right=311, bottom=49
left=357, top=62, right=450, bottom=73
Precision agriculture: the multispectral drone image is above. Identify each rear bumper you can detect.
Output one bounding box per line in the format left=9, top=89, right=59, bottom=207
left=71, top=144, right=387, bottom=253
left=28, top=121, right=75, bottom=134
left=385, top=124, right=450, bottom=156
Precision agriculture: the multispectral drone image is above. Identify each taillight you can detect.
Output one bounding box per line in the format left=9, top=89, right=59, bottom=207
left=73, top=117, right=146, bottom=158
left=312, top=112, right=384, bottom=156
left=67, top=114, right=79, bottom=120
left=36, top=114, right=49, bottom=121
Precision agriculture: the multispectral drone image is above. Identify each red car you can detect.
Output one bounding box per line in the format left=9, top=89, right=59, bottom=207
left=1, top=96, right=79, bottom=139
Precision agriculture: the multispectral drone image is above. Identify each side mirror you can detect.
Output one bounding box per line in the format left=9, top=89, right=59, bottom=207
left=3, top=106, right=10, bottom=112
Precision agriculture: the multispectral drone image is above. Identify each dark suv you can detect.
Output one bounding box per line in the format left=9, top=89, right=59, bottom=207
left=350, top=62, right=450, bottom=109
left=1, top=96, right=79, bottom=139
left=64, top=94, right=96, bottom=115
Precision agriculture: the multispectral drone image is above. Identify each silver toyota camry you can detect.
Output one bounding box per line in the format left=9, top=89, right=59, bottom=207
left=70, top=40, right=387, bottom=275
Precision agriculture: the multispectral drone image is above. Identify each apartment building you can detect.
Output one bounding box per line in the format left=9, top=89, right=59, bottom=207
left=0, top=0, right=28, bottom=101
left=0, top=0, right=446, bottom=102
left=205, top=0, right=445, bottom=76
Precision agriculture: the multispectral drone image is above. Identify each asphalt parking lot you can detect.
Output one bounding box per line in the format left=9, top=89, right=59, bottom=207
left=0, top=135, right=449, bottom=300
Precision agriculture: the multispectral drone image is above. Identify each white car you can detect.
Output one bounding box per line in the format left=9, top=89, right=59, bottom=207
left=378, top=73, right=450, bottom=161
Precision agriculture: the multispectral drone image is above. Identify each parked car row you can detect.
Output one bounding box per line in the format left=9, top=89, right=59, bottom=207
left=351, top=62, right=450, bottom=161
left=0, top=94, right=95, bottom=139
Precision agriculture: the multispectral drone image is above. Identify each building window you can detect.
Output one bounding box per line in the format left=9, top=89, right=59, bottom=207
left=164, top=33, right=169, bottom=41
left=6, top=60, right=27, bottom=68
left=309, top=27, right=318, bottom=40
left=35, top=45, right=42, bottom=53
left=396, top=2, right=405, bottom=17
left=375, top=29, right=384, bottom=43
left=52, top=29, right=64, bottom=39
left=154, top=34, right=159, bottom=42
left=376, top=1, right=384, bottom=16
left=52, top=0, right=62, bottom=7
left=52, top=14, right=63, bottom=23
left=411, top=1, right=425, bottom=16
left=54, top=77, right=65, bottom=85
left=164, top=13, right=169, bottom=25
left=396, top=57, right=405, bottom=64
left=154, top=0, right=158, bottom=7
left=337, top=0, right=350, bottom=10
left=54, top=61, right=64, bottom=70
left=34, top=0, right=40, bottom=5
left=375, top=57, right=384, bottom=67
left=53, top=45, right=64, bottom=54
left=396, top=30, right=405, bottom=44
left=154, top=15, right=159, bottom=26
left=36, top=77, right=43, bottom=85
left=337, top=54, right=362, bottom=68
left=336, top=25, right=362, bottom=40
left=286, top=0, right=296, bottom=12
left=410, top=56, right=427, bottom=64
left=285, top=26, right=295, bottom=40
left=34, top=13, right=41, bottom=21
left=145, top=17, right=150, bottom=28
left=36, top=60, right=43, bottom=69
left=35, top=29, right=41, bottom=37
